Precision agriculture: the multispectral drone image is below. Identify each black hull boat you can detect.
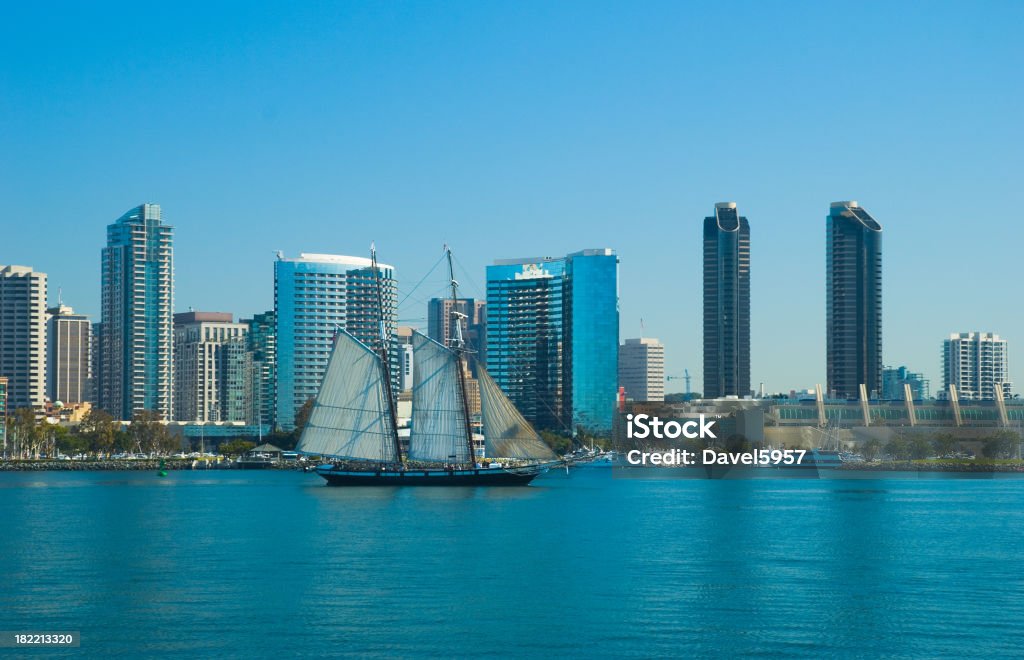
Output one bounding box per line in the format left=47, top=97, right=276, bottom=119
left=295, top=247, right=559, bottom=488
left=316, top=464, right=549, bottom=486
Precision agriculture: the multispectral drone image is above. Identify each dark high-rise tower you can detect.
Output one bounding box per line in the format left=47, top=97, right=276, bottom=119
left=826, top=201, right=882, bottom=400
left=703, top=202, right=750, bottom=398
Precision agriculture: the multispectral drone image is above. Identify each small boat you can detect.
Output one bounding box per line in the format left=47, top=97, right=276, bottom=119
left=297, top=246, right=559, bottom=486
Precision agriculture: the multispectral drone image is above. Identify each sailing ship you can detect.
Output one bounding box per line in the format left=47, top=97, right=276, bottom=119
left=296, top=246, right=560, bottom=486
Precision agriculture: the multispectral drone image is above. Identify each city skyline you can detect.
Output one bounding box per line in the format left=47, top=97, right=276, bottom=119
left=3, top=3, right=1023, bottom=393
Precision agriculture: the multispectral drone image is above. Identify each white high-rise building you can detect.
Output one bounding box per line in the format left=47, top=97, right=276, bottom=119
left=0, top=265, right=47, bottom=410
left=274, top=253, right=396, bottom=431
left=943, top=332, right=1011, bottom=400
left=618, top=337, right=665, bottom=402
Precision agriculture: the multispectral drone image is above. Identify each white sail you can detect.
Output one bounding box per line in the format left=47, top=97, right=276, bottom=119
left=479, top=367, right=557, bottom=460
left=296, top=329, right=398, bottom=462
left=408, top=331, right=471, bottom=463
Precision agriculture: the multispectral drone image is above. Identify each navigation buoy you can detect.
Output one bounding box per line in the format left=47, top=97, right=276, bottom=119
left=157, top=459, right=168, bottom=478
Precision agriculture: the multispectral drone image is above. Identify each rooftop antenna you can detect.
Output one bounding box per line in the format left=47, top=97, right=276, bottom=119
left=640, top=317, right=645, bottom=339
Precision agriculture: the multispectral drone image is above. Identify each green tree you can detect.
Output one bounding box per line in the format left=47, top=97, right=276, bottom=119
left=539, top=430, right=572, bottom=455
left=9, top=408, right=42, bottom=459
left=861, top=438, right=883, bottom=461
left=40, top=422, right=69, bottom=458
left=885, top=436, right=912, bottom=460
left=289, top=398, right=315, bottom=448
left=79, top=408, right=118, bottom=457
left=931, top=433, right=958, bottom=458
left=56, top=428, right=88, bottom=456
left=220, top=439, right=256, bottom=457
left=982, top=430, right=1019, bottom=459
left=908, top=434, right=932, bottom=460
left=130, top=410, right=178, bottom=456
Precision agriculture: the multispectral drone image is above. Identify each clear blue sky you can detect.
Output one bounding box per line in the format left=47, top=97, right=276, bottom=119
left=2, top=1, right=1022, bottom=394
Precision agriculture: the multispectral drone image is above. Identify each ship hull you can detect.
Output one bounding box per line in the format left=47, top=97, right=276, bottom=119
left=316, top=465, right=547, bottom=486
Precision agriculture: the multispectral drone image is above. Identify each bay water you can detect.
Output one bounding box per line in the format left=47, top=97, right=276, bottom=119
left=2, top=468, right=1022, bottom=657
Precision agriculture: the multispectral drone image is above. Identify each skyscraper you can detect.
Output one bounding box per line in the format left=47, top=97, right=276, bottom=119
left=703, top=202, right=751, bottom=398
left=826, top=201, right=882, bottom=400
left=619, top=337, right=665, bottom=402
left=486, top=249, right=618, bottom=435
left=243, top=310, right=276, bottom=429
left=172, top=312, right=249, bottom=422
left=46, top=304, right=91, bottom=404
left=0, top=265, right=48, bottom=410
left=943, top=332, right=1011, bottom=400
left=881, top=365, right=930, bottom=401
left=428, top=297, right=487, bottom=364
left=99, top=204, right=174, bottom=420
left=274, top=253, right=396, bottom=431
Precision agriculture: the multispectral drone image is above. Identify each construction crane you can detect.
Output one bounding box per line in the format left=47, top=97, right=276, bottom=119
left=666, top=369, right=692, bottom=397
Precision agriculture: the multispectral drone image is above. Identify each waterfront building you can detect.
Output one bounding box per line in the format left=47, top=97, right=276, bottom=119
left=619, top=337, right=665, bottom=402
left=99, top=204, right=174, bottom=420
left=826, top=201, right=882, bottom=400
left=0, top=265, right=48, bottom=410
left=486, top=249, right=618, bottom=435
left=46, top=305, right=91, bottom=405
left=274, top=253, right=396, bottom=431
left=881, top=365, right=929, bottom=401
left=396, top=326, right=414, bottom=393
left=428, top=297, right=487, bottom=365
left=243, top=310, right=276, bottom=428
left=703, top=202, right=751, bottom=398
left=943, top=332, right=1011, bottom=400
left=173, top=312, right=249, bottom=422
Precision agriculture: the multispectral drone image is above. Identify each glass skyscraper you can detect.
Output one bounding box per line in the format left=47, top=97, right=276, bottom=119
left=243, top=310, right=276, bottom=429
left=99, top=204, right=174, bottom=420
left=486, top=249, right=618, bottom=436
left=826, top=201, right=882, bottom=400
left=703, top=202, right=751, bottom=398
left=274, top=253, right=396, bottom=431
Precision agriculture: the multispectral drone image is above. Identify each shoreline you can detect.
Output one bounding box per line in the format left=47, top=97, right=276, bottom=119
left=0, top=459, right=301, bottom=472
left=838, top=461, right=1024, bottom=473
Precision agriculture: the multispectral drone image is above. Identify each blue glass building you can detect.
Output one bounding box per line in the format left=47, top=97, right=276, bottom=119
left=486, top=249, right=618, bottom=436
left=99, top=204, right=174, bottom=420
left=274, top=253, right=396, bottom=431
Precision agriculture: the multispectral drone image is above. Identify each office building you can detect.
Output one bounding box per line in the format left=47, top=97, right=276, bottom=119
left=173, top=312, right=249, bottom=422
left=428, top=297, right=487, bottom=365
left=619, top=337, right=665, bottom=402
left=99, top=204, right=174, bottom=420
left=703, top=202, right=751, bottom=398
left=0, top=265, right=48, bottom=410
left=826, top=201, right=882, bottom=400
left=396, top=326, right=415, bottom=392
left=486, top=249, right=618, bottom=435
left=275, top=253, right=396, bottom=431
left=881, top=365, right=929, bottom=401
left=943, top=332, right=1011, bottom=400
left=46, top=305, right=91, bottom=404
left=243, top=310, right=276, bottom=428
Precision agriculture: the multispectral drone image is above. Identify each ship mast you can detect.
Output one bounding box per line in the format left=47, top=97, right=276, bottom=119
left=445, top=245, right=476, bottom=468
left=371, top=244, right=403, bottom=464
